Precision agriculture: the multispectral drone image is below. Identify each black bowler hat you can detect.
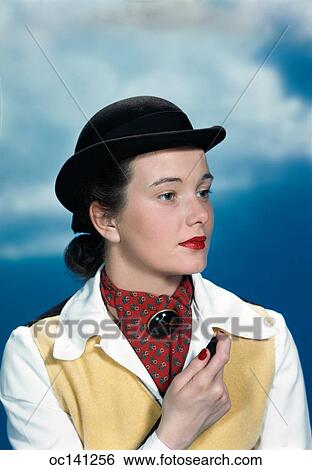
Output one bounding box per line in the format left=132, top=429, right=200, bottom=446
left=55, top=95, right=226, bottom=213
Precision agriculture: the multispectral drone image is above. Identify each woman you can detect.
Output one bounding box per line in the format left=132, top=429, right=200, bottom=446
left=0, top=96, right=311, bottom=450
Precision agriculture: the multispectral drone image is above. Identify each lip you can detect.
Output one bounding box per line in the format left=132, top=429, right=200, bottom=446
left=178, top=236, right=207, bottom=250
left=179, top=236, right=207, bottom=244
left=178, top=240, right=206, bottom=250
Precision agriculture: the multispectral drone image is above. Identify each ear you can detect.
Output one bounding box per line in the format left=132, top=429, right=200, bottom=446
left=89, top=201, right=120, bottom=243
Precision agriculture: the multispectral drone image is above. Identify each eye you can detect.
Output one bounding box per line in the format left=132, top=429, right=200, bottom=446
left=158, top=189, right=213, bottom=202
left=158, top=192, right=176, bottom=201
left=198, top=189, right=213, bottom=199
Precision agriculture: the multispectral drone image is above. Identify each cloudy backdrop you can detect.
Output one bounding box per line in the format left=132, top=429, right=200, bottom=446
left=0, top=0, right=311, bottom=449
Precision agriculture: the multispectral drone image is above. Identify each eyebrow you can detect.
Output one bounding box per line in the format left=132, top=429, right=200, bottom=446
left=149, top=172, right=214, bottom=188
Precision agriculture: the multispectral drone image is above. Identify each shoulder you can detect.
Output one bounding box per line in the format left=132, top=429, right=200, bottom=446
left=1, top=325, right=39, bottom=365
left=1, top=295, right=74, bottom=397
left=246, top=305, right=304, bottom=380
left=241, top=298, right=291, bottom=344
left=263, top=308, right=301, bottom=369
left=240, top=303, right=302, bottom=378
left=0, top=326, right=53, bottom=402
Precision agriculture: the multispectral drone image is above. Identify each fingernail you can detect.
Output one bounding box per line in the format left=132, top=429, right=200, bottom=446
left=198, top=348, right=208, bottom=361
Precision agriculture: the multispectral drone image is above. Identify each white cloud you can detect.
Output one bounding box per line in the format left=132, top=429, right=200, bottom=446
left=0, top=182, right=61, bottom=217
left=120, top=35, right=311, bottom=159
left=1, top=0, right=311, bottom=258
left=1, top=2, right=310, bottom=166
left=0, top=232, right=70, bottom=260
left=213, top=173, right=254, bottom=193
left=9, top=0, right=311, bottom=39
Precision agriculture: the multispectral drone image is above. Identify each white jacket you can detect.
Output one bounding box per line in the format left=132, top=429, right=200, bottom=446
left=0, top=263, right=311, bottom=449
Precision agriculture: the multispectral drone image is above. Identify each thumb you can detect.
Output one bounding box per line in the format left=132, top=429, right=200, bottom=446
left=174, top=348, right=211, bottom=389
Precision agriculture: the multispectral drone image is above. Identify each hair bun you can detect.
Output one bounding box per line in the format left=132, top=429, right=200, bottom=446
left=64, top=233, right=105, bottom=281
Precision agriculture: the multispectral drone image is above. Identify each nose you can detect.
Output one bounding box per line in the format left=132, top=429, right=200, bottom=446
left=185, top=194, right=211, bottom=226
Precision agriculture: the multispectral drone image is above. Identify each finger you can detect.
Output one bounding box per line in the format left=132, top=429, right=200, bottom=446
left=195, top=353, right=224, bottom=386
left=204, top=331, right=231, bottom=380
left=173, top=347, right=211, bottom=389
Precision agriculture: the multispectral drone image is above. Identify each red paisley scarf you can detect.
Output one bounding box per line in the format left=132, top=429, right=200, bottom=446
left=99, top=265, right=194, bottom=397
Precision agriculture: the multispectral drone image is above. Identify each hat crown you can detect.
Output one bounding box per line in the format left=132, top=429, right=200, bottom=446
left=55, top=94, right=226, bottom=217
left=75, top=95, right=192, bottom=153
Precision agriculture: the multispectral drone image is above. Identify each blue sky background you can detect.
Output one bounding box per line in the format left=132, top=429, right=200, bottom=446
left=0, top=0, right=311, bottom=449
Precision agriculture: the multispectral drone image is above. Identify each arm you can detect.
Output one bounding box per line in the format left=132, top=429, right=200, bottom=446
left=0, top=326, right=172, bottom=450
left=253, top=310, right=312, bottom=449
left=0, top=326, right=83, bottom=449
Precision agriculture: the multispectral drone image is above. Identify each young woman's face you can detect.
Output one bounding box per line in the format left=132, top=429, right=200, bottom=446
left=115, top=147, right=214, bottom=277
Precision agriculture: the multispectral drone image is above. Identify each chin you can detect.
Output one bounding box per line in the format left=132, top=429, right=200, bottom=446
left=179, top=256, right=207, bottom=275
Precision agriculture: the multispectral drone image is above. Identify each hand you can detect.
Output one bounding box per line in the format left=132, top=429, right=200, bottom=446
left=156, top=331, right=232, bottom=449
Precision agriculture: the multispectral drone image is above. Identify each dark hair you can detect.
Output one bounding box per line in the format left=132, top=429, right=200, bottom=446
left=63, top=156, right=135, bottom=282
left=63, top=145, right=201, bottom=283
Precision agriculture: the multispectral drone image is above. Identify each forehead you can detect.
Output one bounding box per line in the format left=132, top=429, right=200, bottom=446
left=132, top=147, right=209, bottom=179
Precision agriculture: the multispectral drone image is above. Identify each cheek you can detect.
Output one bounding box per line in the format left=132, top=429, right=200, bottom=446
left=208, top=204, right=214, bottom=223
left=123, top=201, right=176, bottom=244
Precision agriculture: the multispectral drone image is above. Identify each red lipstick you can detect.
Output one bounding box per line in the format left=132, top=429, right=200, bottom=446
left=178, top=236, right=206, bottom=250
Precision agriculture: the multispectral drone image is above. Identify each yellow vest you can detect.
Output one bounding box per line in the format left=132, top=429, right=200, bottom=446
left=29, top=303, right=275, bottom=450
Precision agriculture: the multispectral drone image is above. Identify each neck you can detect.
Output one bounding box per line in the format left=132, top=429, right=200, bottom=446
left=104, top=259, right=184, bottom=298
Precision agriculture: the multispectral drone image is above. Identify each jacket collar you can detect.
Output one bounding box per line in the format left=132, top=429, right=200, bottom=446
left=53, top=262, right=277, bottom=361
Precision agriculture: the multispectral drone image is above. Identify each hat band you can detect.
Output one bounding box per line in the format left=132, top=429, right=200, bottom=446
left=100, top=110, right=193, bottom=141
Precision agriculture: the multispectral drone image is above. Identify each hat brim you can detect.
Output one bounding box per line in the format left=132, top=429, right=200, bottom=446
left=55, top=126, right=226, bottom=213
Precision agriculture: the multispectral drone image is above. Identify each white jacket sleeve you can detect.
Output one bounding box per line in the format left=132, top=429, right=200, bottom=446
left=138, top=431, right=172, bottom=450
left=253, top=310, right=312, bottom=449
left=0, top=326, right=171, bottom=450
left=0, top=326, right=84, bottom=449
